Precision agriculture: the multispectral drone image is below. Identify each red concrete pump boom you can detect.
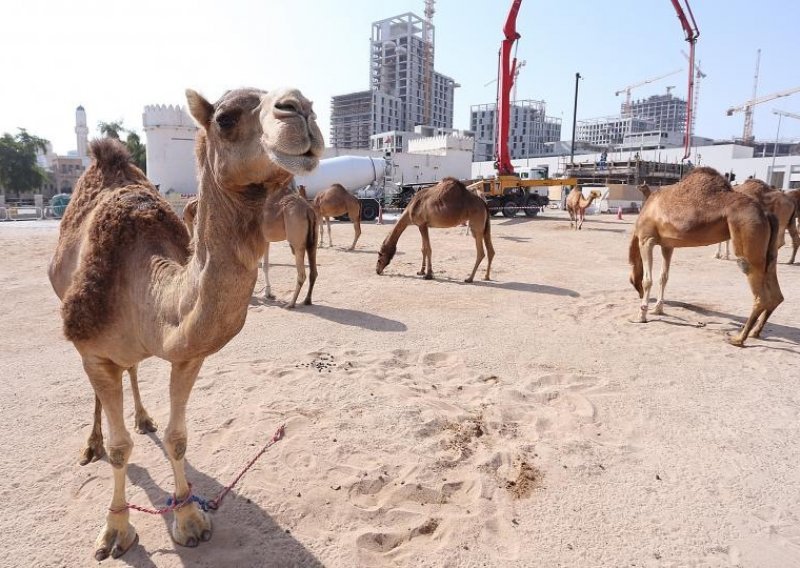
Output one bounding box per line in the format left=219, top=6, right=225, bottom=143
left=495, top=0, right=522, bottom=176
left=670, top=0, right=699, bottom=161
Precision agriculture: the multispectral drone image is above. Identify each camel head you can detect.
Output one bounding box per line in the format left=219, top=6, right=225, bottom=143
left=588, top=190, right=602, bottom=199
left=638, top=184, right=652, bottom=200
left=376, top=240, right=397, bottom=275
left=186, top=87, right=323, bottom=192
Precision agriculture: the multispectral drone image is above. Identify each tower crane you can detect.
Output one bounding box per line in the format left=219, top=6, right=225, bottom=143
left=670, top=0, right=699, bottom=161
left=773, top=109, right=800, bottom=122
left=740, top=49, right=761, bottom=144
left=615, top=69, right=682, bottom=118
left=681, top=49, right=705, bottom=142
left=726, top=86, right=800, bottom=141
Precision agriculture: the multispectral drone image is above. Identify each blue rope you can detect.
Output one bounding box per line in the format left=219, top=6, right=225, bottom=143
left=166, top=493, right=215, bottom=512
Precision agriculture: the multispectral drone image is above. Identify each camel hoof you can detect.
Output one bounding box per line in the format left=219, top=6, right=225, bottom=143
left=651, top=304, right=664, bottom=316
left=464, top=277, right=474, bottom=283
left=416, top=270, right=426, bottom=276
left=727, top=336, right=746, bottom=347
left=172, top=506, right=212, bottom=548
left=135, top=415, right=157, bottom=435
left=265, top=293, right=276, bottom=301
left=423, top=274, right=433, bottom=280
left=95, top=523, right=137, bottom=561
left=79, top=441, right=105, bottom=466
left=285, top=303, right=296, bottom=310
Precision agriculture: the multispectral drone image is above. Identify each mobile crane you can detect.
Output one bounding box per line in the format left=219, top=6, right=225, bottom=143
left=469, top=0, right=576, bottom=218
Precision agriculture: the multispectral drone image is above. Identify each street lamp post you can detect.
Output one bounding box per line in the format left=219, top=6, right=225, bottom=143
left=569, top=72, right=582, bottom=166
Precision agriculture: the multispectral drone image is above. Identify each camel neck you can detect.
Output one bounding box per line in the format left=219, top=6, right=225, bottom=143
left=384, top=210, right=412, bottom=247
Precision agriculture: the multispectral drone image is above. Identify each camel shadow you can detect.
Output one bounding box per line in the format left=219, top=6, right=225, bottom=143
left=120, top=434, right=323, bottom=567
left=498, top=235, right=532, bottom=242
left=472, top=280, right=580, bottom=297
left=304, top=303, right=407, bottom=331
left=497, top=217, right=536, bottom=226
left=586, top=227, right=626, bottom=234
left=663, top=300, right=800, bottom=347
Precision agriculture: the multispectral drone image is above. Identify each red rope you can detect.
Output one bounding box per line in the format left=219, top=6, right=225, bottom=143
left=109, top=424, right=285, bottom=515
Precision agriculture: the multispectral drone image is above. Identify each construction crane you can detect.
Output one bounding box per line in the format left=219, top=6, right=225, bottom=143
left=681, top=49, right=706, bottom=142
left=726, top=86, right=800, bottom=141
left=422, top=0, right=435, bottom=125
left=774, top=109, right=800, bottom=122
left=670, top=0, right=699, bottom=161
left=739, top=49, right=762, bottom=144
left=615, top=69, right=682, bottom=118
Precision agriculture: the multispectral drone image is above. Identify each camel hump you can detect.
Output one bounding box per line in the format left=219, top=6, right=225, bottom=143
left=89, top=138, right=134, bottom=174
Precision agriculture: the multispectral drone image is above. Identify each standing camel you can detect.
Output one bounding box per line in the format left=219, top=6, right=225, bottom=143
left=185, top=188, right=318, bottom=307
left=48, top=87, right=323, bottom=559
left=376, top=177, right=494, bottom=282
left=313, top=183, right=362, bottom=249
left=566, top=187, right=602, bottom=230
left=629, top=167, right=783, bottom=346
left=714, top=179, right=799, bottom=264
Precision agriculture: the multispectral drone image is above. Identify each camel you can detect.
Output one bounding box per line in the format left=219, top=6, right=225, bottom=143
left=185, top=188, right=318, bottom=307
left=312, top=183, right=362, bottom=249
left=714, top=179, right=799, bottom=264
left=376, top=177, right=494, bottom=282
left=566, top=187, right=602, bottom=229
left=48, top=86, right=323, bottom=559
left=629, top=167, right=783, bottom=346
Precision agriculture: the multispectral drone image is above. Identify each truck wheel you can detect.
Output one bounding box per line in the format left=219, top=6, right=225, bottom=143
left=360, top=201, right=379, bottom=221
left=502, top=200, right=518, bottom=218
left=524, top=196, right=540, bottom=217
left=487, top=198, right=502, bottom=216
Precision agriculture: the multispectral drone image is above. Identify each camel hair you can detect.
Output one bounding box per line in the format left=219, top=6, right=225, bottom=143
left=566, top=187, right=602, bottom=230
left=376, top=177, right=494, bottom=282
left=312, top=183, right=362, bottom=250
left=714, top=178, right=799, bottom=264
left=48, top=87, right=323, bottom=560
left=184, top=186, right=318, bottom=307
left=630, top=167, right=783, bottom=346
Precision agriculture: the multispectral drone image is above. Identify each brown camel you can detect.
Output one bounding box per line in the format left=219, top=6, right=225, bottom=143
left=376, top=177, right=494, bottom=282
left=313, top=183, right=362, bottom=249
left=185, top=189, right=318, bottom=307
left=714, top=179, right=799, bottom=264
left=566, top=187, right=602, bottom=230
left=629, top=167, right=783, bottom=346
left=48, top=87, right=323, bottom=559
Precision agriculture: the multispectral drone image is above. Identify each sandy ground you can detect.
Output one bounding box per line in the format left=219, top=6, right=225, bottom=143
left=1, top=211, right=799, bottom=568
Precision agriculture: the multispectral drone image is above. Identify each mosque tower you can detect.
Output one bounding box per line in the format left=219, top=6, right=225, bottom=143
left=75, top=105, right=89, bottom=158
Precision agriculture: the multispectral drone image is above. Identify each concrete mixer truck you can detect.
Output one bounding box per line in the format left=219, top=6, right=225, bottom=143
left=295, top=155, right=389, bottom=222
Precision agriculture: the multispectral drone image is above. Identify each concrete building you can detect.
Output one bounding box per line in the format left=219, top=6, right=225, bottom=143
left=142, top=104, right=198, bottom=195
left=470, top=99, right=562, bottom=162
left=576, top=116, right=656, bottom=147
left=627, top=92, right=687, bottom=135
left=330, top=11, right=457, bottom=149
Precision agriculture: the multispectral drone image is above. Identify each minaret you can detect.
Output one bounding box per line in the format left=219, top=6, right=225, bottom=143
left=75, top=105, right=89, bottom=158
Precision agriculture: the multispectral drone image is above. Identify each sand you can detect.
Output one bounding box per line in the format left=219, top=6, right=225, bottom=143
left=1, top=212, right=799, bottom=568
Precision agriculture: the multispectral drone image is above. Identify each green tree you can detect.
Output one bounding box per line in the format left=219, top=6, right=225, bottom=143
left=0, top=129, right=49, bottom=197
left=97, top=120, right=125, bottom=140
left=125, top=131, right=147, bottom=173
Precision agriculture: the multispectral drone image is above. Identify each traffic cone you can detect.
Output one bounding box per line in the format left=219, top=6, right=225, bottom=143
left=616, top=206, right=623, bottom=220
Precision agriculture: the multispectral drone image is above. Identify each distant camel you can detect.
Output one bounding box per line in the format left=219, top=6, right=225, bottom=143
left=376, top=177, right=494, bottom=282
left=714, top=179, right=799, bottom=264
left=629, top=167, right=782, bottom=346
left=566, top=187, right=602, bottom=230
left=185, top=188, right=318, bottom=307
left=312, top=183, right=362, bottom=250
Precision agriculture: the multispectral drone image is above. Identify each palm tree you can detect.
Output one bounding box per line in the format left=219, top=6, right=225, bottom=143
left=125, top=131, right=146, bottom=173
left=97, top=120, right=124, bottom=140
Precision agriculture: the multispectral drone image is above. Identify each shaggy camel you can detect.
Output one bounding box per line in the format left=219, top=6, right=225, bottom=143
left=376, top=177, right=494, bottom=282
left=185, top=188, right=318, bottom=307
left=566, top=187, right=602, bottom=230
left=629, top=167, right=783, bottom=346
left=313, top=183, right=362, bottom=249
left=48, top=87, right=322, bottom=559
left=714, top=179, right=799, bottom=264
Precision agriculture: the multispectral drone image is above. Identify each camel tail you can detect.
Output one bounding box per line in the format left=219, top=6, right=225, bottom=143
left=765, top=212, right=779, bottom=270
left=306, top=207, right=317, bottom=252
left=629, top=231, right=644, bottom=298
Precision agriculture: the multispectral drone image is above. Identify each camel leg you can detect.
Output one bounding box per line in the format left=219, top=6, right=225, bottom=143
left=83, top=356, right=137, bottom=561
left=287, top=242, right=307, bottom=309
left=318, top=217, right=325, bottom=247
left=633, top=238, right=655, bottom=323
left=727, top=229, right=771, bottom=346
left=419, top=225, right=433, bottom=279
left=303, top=236, right=317, bottom=306
left=652, top=246, right=673, bottom=316
left=750, top=259, right=784, bottom=339
left=465, top=219, right=485, bottom=283
left=79, top=394, right=105, bottom=465
left=483, top=219, right=495, bottom=281
left=349, top=205, right=361, bottom=250
left=787, top=221, right=799, bottom=264
left=568, top=208, right=575, bottom=229
left=714, top=241, right=724, bottom=259
left=129, top=365, right=157, bottom=434
left=326, top=217, right=333, bottom=247
left=164, top=358, right=212, bottom=547
left=262, top=242, right=275, bottom=300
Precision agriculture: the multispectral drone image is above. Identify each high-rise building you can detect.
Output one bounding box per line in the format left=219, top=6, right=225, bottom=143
left=627, top=93, right=687, bottom=134
left=575, top=116, right=656, bottom=148
left=330, top=11, right=457, bottom=149
left=470, top=100, right=562, bottom=162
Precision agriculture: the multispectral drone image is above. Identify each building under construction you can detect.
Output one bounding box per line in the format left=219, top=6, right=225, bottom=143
left=470, top=99, right=561, bottom=162
left=330, top=10, right=457, bottom=149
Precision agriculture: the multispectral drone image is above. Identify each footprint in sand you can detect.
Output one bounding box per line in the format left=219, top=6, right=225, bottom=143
left=356, top=518, right=440, bottom=554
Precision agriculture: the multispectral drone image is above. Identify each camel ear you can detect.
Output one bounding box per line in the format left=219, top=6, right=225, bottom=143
left=185, top=89, right=214, bottom=128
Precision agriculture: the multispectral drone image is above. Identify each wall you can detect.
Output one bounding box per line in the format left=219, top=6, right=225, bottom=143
left=142, top=105, right=198, bottom=195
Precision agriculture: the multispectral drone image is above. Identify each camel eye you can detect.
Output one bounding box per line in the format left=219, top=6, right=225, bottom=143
left=216, top=113, right=238, bottom=130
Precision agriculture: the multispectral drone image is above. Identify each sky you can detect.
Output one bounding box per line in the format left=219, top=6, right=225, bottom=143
left=2, top=0, right=799, bottom=155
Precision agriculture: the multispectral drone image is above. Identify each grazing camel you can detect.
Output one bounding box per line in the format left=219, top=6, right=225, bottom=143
left=629, top=167, right=783, bottom=346
left=185, top=189, right=318, bottom=307
left=48, top=87, right=323, bottom=559
left=714, top=179, right=799, bottom=264
left=566, top=187, right=602, bottom=230
left=376, top=177, right=494, bottom=282
left=313, top=183, right=362, bottom=249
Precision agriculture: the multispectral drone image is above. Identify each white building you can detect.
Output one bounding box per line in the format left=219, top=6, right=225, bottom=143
left=470, top=99, right=562, bottom=162
left=576, top=116, right=655, bottom=147
left=142, top=104, right=198, bottom=195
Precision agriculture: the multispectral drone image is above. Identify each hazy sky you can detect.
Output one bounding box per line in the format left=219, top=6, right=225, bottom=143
left=2, top=0, right=799, bottom=155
